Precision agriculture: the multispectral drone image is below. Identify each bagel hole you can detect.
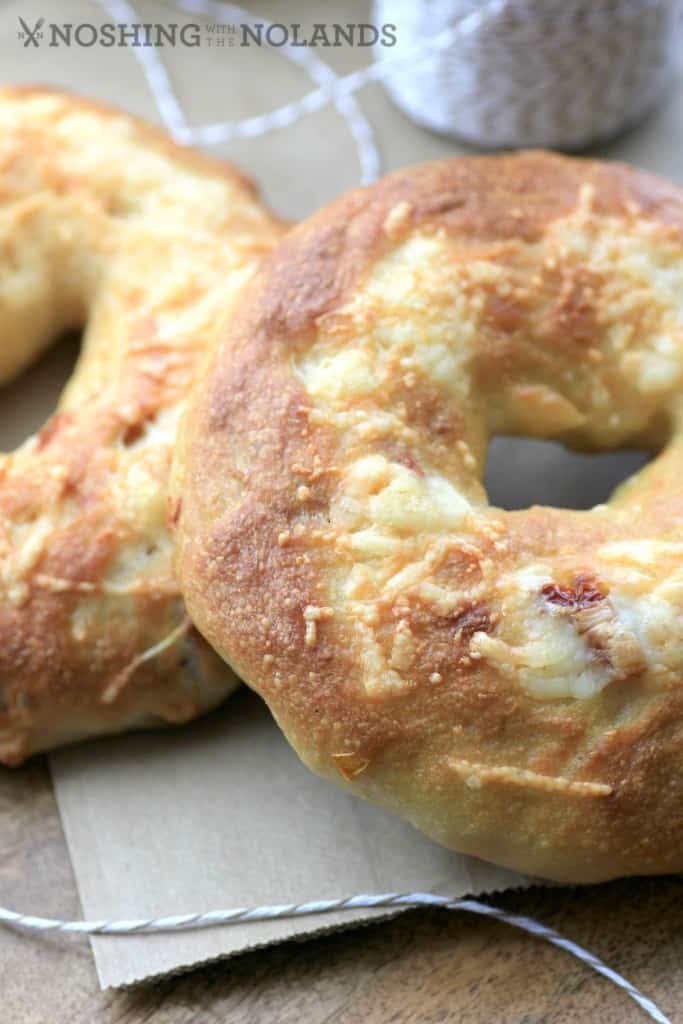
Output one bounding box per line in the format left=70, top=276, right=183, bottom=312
left=0, top=333, right=80, bottom=452
left=484, top=435, right=651, bottom=511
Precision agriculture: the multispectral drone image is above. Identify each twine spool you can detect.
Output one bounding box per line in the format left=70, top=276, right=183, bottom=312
left=373, top=0, right=683, bottom=149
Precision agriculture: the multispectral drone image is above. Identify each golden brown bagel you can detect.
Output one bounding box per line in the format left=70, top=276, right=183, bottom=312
left=175, top=152, right=683, bottom=883
left=0, top=86, right=283, bottom=764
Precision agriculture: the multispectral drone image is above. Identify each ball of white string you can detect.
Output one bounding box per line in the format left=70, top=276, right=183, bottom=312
left=373, top=0, right=683, bottom=149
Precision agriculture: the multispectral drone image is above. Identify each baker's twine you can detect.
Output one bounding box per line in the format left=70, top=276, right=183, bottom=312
left=101, top=0, right=526, bottom=182
left=101, top=0, right=381, bottom=183
left=12, top=3, right=669, bottom=1020
left=102, top=0, right=683, bottom=178
left=373, top=0, right=683, bottom=149
left=0, top=890, right=670, bottom=1021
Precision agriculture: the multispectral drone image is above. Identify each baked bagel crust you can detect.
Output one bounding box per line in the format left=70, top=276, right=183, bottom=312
left=0, top=87, right=283, bottom=764
left=175, top=152, right=683, bottom=883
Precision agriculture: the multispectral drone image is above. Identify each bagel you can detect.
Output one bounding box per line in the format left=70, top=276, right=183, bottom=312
left=0, top=87, right=282, bottom=765
left=175, top=152, right=683, bottom=883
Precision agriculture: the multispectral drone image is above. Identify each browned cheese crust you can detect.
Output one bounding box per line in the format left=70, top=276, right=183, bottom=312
left=174, top=152, right=683, bottom=882
left=0, top=86, right=284, bottom=763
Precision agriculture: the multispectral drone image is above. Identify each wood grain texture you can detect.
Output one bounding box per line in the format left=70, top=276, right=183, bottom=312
left=1, top=762, right=681, bottom=1023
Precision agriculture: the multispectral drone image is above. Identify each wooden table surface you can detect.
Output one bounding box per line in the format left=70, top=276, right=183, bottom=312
left=1, top=760, right=681, bottom=1024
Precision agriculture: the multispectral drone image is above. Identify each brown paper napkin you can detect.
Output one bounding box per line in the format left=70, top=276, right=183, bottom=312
left=51, top=691, right=530, bottom=988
